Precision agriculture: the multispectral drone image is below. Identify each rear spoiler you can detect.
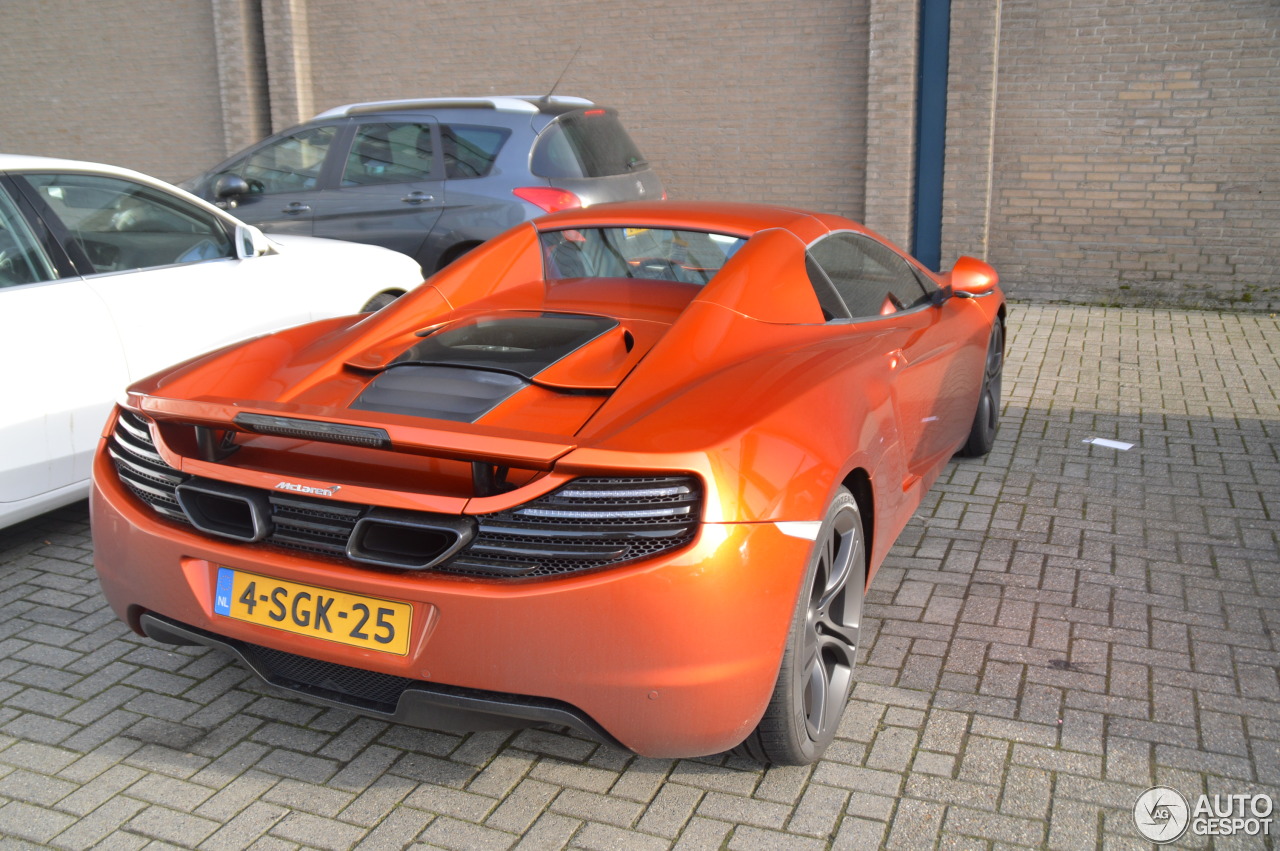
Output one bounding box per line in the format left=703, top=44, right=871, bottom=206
left=128, top=394, right=577, bottom=494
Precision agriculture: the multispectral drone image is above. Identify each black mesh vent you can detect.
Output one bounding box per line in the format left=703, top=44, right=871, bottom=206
left=108, top=410, right=192, bottom=524
left=244, top=642, right=417, bottom=712
left=108, top=412, right=701, bottom=578
left=444, top=476, right=701, bottom=577
left=267, top=495, right=364, bottom=557
left=504, top=476, right=700, bottom=524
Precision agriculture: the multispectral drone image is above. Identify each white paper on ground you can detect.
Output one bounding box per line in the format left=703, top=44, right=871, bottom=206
left=1083, top=437, right=1134, bottom=451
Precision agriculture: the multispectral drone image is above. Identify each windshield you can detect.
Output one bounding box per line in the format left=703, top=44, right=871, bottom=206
left=540, top=227, right=746, bottom=285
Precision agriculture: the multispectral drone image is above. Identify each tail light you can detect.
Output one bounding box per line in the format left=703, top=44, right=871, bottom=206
left=513, top=186, right=582, bottom=214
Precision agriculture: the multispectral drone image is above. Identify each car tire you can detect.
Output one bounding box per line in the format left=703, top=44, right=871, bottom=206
left=360, top=291, right=400, bottom=313
left=957, top=319, right=1004, bottom=457
left=737, top=487, right=865, bottom=765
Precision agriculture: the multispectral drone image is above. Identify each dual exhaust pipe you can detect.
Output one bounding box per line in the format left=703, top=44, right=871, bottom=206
left=174, top=478, right=473, bottom=570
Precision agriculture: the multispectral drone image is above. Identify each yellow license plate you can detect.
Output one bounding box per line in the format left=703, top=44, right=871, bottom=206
left=214, top=567, right=412, bottom=655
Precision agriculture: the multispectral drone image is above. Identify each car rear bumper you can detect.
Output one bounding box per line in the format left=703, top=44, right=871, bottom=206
left=91, top=447, right=814, bottom=758
left=137, top=613, right=626, bottom=746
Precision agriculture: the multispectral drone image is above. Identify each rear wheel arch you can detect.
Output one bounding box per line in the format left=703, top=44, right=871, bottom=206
left=957, top=307, right=1006, bottom=457
left=840, top=468, right=874, bottom=586
left=737, top=485, right=866, bottom=764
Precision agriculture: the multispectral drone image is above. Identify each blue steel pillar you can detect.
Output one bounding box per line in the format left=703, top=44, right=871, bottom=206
left=912, top=0, right=951, bottom=271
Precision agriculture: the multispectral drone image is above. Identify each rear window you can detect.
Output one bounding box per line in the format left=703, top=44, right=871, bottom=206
left=540, top=227, right=745, bottom=285
left=441, top=124, right=509, bottom=179
left=531, top=110, right=648, bottom=179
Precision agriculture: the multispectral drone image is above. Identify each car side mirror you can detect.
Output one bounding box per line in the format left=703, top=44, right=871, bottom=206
left=235, top=224, right=271, bottom=259
left=214, top=174, right=250, bottom=200
left=948, top=256, right=998, bottom=296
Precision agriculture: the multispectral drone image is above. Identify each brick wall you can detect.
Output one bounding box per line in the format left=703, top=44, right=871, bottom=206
left=940, top=0, right=1000, bottom=268
left=212, top=0, right=271, bottom=154
left=862, top=0, right=920, bottom=248
left=2, top=0, right=1275, bottom=309
left=262, top=0, right=315, bottom=132
left=984, top=0, right=1280, bottom=309
left=302, top=0, right=871, bottom=220
left=0, top=0, right=226, bottom=182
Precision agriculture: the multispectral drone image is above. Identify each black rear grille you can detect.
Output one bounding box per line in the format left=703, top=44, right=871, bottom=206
left=446, top=477, right=700, bottom=577
left=108, top=410, right=191, bottom=523
left=267, top=495, right=364, bottom=556
left=108, top=412, right=700, bottom=578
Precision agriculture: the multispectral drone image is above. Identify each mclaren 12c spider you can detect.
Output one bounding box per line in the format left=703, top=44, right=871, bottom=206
left=92, top=201, right=1005, bottom=764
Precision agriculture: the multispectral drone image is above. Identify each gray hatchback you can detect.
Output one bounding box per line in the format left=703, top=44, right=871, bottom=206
left=184, top=96, right=664, bottom=288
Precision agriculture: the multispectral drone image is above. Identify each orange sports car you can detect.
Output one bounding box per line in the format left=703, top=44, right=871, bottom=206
left=92, top=202, right=1004, bottom=764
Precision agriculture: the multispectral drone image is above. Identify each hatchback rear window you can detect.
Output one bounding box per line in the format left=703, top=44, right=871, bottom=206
left=531, top=110, right=648, bottom=179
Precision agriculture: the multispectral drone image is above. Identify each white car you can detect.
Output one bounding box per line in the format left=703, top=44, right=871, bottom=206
left=0, top=154, right=424, bottom=529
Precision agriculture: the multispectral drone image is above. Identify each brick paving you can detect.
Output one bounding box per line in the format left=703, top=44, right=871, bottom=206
left=1, top=303, right=1277, bottom=850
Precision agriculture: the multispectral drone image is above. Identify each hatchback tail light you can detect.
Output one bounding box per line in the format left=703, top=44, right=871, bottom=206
left=513, top=186, right=582, bottom=214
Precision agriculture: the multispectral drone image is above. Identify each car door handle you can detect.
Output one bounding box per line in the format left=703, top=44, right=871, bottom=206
left=281, top=202, right=311, bottom=214
left=401, top=192, right=434, bottom=205
left=888, top=349, right=911, bottom=369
